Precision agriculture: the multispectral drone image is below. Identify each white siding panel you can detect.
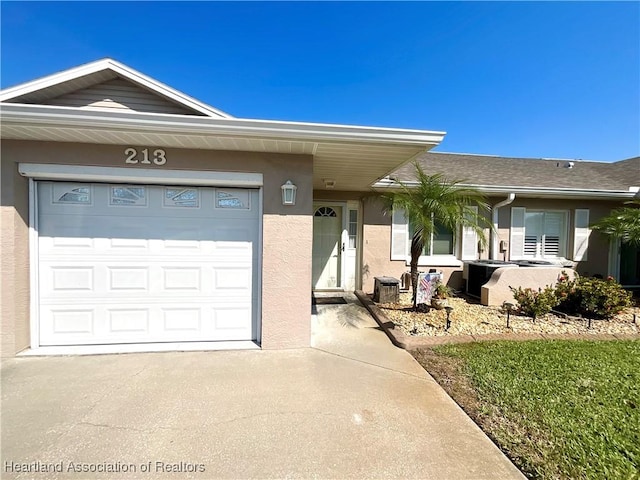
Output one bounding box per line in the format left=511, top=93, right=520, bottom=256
left=43, top=78, right=203, bottom=115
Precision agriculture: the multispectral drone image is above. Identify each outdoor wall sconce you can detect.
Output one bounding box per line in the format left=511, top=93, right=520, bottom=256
left=444, top=306, right=453, bottom=331
left=503, top=302, right=515, bottom=328
left=281, top=180, right=297, bottom=206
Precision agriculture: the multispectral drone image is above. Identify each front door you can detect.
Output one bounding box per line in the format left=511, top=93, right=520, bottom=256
left=312, top=205, right=342, bottom=289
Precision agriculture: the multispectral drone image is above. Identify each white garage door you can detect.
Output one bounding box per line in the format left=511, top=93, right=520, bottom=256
left=37, top=182, right=259, bottom=346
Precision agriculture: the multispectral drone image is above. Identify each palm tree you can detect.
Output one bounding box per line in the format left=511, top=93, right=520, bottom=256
left=591, top=200, right=640, bottom=246
left=380, top=162, right=493, bottom=309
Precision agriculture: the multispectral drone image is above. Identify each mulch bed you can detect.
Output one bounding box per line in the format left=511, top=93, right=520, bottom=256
left=355, top=290, right=640, bottom=350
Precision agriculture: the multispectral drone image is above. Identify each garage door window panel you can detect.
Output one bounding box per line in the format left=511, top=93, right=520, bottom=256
left=110, top=186, right=147, bottom=206
left=52, top=183, right=92, bottom=205
left=164, top=187, right=199, bottom=208
left=216, top=189, right=250, bottom=209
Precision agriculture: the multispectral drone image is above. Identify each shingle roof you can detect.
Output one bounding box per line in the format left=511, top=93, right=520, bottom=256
left=389, top=152, right=640, bottom=192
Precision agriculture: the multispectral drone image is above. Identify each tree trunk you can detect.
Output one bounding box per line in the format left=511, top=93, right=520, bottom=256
left=410, top=234, right=424, bottom=310
left=411, top=261, right=419, bottom=309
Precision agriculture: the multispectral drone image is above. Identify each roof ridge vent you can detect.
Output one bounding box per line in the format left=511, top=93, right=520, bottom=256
left=556, top=161, right=575, bottom=169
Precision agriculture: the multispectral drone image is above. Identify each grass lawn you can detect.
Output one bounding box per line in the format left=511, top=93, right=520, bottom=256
left=412, top=340, right=640, bottom=480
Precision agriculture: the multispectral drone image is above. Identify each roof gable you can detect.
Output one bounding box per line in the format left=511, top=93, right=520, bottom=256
left=0, top=58, right=231, bottom=118
left=40, top=77, right=201, bottom=115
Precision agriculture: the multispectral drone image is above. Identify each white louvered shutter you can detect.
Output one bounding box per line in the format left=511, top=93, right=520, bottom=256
left=391, top=208, right=409, bottom=261
left=573, top=209, right=590, bottom=261
left=542, top=212, right=565, bottom=257
left=461, top=206, right=479, bottom=260
left=510, top=207, right=526, bottom=259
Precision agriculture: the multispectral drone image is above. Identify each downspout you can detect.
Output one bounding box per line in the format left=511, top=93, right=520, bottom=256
left=491, top=193, right=516, bottom=260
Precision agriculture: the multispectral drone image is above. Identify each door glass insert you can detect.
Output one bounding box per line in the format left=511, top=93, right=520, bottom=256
left=348, top=209, right=358, bottom=248
left=314, top=206, right=337, bottom=217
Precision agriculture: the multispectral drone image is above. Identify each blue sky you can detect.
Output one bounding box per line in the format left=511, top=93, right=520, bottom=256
left=2, top=1, right=638, bottom=162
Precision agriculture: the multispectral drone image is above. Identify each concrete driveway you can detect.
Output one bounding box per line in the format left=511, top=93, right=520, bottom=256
left=1, top=295, right=524, bottom=479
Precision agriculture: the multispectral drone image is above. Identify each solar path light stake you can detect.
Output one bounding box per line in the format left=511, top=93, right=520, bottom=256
left=444, top=306, right=453, bottom=331
left=503, top=302, right=515, bottom=329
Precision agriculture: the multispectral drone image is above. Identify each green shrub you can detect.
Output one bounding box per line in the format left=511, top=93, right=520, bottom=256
left=556, top=274, right=632, bottom=319
left=509, top=285, right=558, bottom=320
left=554, top=272, right=581, bottom=314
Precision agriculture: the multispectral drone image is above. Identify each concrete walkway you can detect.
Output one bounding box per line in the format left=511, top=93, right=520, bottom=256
left=1, top=296, right=524, bottom=479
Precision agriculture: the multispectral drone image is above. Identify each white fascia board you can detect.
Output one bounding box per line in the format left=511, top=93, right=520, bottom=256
left=104, top=59, right=232, bottom=118
left=373, top=179, right=637, bottom=199
left=0, top=103, right=446, bottom=146
left=0, top=58, right=231, bottom=119
left=19, top=163, right=263, bottom=187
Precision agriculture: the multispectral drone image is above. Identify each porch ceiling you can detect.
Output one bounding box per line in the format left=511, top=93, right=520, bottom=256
left=0, top=104, right=444, bottom=191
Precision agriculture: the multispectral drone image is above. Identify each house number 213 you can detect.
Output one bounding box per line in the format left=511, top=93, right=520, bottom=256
left=124, top=148, right=167, bottom=165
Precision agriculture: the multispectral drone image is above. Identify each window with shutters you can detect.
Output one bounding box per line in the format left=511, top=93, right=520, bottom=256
left=391, top=207, right=466, bottom=266
left=408, top=219, right=454, bottom=256
left=521, top=210, right=568, bottom=258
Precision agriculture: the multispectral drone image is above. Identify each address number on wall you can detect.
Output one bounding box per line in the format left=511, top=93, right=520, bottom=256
left=124, top=148, right=167, bottom=165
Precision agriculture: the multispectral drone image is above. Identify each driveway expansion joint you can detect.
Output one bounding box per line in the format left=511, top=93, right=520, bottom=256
left=310, top=346, right=433, bottom=382
left=75, top=421, right=157, bottom=433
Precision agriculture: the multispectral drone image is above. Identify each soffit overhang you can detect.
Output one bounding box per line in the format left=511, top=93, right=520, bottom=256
left=373, top=178, right=640, bottom=200
left=0, top=103, right=446, bottom=191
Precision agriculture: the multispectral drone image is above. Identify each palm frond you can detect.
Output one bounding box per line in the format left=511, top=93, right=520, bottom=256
left=375, top=161, right=494, bottom=308
left=591, top=205, right=640, bottom=246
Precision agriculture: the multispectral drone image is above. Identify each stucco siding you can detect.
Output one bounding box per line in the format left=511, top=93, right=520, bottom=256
left=1, top=157, right=31, bottom=357
left=362, top=223, right=404, bottom=293
left=1, top=140, right=313, bottom=355
left=261, top=214, right=312, bottom=349
left=361, top=195, right=625, bottom=296
left=495, top=198, right=621, bottom=277
left=312, top=190, right=364, bottom=202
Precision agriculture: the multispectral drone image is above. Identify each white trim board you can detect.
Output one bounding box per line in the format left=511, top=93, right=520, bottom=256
left=1, top=103, right=446, bottom=146
left=28, top=179, right=40, bottom=349
left=25, top=171, right=265, bottom=354
left=373, top=179, right=637, bottom=200
left=19, top=163, right=263, bottom=187
left=18, top=341, right=261, bottom=357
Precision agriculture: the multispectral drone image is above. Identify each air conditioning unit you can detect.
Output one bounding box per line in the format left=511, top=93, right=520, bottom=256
left=514, top=259, right=575, bottom=268
left=465, top=260, right=519, bottom=298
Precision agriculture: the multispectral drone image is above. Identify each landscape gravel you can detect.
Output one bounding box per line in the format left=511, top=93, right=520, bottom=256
left=378, top=292, right=640, bottom=337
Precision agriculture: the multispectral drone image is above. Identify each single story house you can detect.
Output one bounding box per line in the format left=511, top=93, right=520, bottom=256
left=1, top=59, right=638, bottom=357
left=367, top=152, right=640, bottom=293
